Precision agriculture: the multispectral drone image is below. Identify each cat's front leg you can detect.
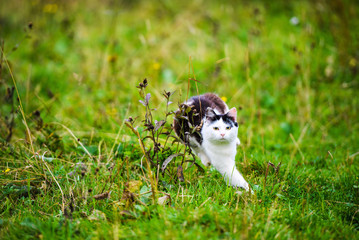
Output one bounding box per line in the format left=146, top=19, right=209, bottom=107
left=236, top=138, right=241, bottom=146
left=220, top=165, right=249, bottom=191
left=229, top=168, right=249, bottom=191
left=198, top=152, right=211, bottom=167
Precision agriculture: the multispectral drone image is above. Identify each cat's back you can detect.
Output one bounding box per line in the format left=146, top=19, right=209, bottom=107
left=188, top=93, right=228, bottom=118
left=173, top=93, right=228, bottom=143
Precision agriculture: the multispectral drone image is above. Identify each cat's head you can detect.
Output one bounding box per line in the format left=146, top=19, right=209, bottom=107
left=202, top=107, right=239, bottom=144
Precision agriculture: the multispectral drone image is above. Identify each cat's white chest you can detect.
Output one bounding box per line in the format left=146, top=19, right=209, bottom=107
left=202, top=141, right=236, bottom=160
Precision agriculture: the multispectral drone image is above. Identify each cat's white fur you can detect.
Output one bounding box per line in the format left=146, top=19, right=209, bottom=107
left=190, top=107, right=249, bottom=191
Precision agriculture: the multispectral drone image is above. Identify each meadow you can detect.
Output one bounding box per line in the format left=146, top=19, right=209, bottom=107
left=1, top=0, right=359, bottom=239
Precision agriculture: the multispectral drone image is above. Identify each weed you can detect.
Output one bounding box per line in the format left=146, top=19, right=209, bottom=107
left=125, top=78, right=203, bottom=188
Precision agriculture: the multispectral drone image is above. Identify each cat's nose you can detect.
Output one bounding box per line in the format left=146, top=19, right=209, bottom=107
left=220, top=133, right=225, bottom=137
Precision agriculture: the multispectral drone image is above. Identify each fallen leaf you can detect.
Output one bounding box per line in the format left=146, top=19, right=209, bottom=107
left=157, top=194, right=171, bottom=205
left=88, top=209, right=106, bottom=221
left=161, top=153, right=183, bottom=172
left=93, top=191, right=111, bottom=200
left=127, top=180, right=143, bottom=192
left=177, top=165, right=185, bottom=182
left=154, top=120, right=165, bottom=132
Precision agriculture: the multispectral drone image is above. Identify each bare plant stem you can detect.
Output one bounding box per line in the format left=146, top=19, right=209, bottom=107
left=53, top=122, right=93, bottom=160
left=1, top=47, right=35, bottom=155
left=125, top=122, right=157, bottom=205
left=41, top=152, right=65, bottom=214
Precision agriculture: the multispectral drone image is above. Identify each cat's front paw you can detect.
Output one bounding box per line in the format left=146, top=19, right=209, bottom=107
left=201, top=158, right=211, bottom=167
left=240, top=182, right=251, bottom=192
left=231, top=175, right=250, bottom=192
left=236, top=187, right=254, bottom=195
left=235, top=183, right=253, bottom=193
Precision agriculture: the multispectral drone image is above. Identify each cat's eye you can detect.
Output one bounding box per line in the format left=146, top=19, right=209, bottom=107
left=213, top=127, right=219, bottom=130
left=226, top=126, right=231, bottom=130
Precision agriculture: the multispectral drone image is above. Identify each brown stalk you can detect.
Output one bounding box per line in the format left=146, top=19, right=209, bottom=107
left=1, top=47, right=35, bottom=155
left=125, top=121, right=157, bottom=205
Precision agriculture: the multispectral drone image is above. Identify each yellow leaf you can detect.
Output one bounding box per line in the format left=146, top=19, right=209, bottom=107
left=43, top=4, right=58, bottom=13
left=349, top=58, right=357, bottom=67
left=127, top=180, right=142, bottom=192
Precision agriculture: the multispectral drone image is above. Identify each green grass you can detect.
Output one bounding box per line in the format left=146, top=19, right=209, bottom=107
left=1, top=0, right=359, bottom=239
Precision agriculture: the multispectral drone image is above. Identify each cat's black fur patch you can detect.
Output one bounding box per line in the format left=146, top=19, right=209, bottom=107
left=207, top=113, right=238, bottom=127
left=174, top=93, right=237, bottom=145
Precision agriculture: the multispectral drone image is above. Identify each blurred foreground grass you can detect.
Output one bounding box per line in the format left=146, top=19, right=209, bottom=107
left=1, top=0, right=359, bottom=239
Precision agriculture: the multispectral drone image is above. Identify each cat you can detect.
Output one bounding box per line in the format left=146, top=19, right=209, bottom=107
left=173, top=93, right=250, bottom=191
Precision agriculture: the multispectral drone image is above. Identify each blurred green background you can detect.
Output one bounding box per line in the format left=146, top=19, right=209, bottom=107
left=1, top=0, right=358, bottom=142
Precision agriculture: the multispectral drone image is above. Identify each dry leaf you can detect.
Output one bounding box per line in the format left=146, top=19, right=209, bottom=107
left=127, top=180, right=143, bottom=192
left=93, top=191, right=111, bottom=200
left=177, top=165, right=184, bottom=182
left=154, top=120, right=165, bottom=132
left=157, top=194, right=171, bottom=205
left=161, top=153, right=183, bottom=172
left=88, top=209, right=106, bottom=221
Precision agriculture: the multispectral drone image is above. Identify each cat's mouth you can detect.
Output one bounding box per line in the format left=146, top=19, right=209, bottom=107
left=216, top=138, right=229, bottom=144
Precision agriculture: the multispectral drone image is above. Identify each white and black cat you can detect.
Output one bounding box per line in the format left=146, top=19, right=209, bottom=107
left=174, top=93, right=249, bottom=191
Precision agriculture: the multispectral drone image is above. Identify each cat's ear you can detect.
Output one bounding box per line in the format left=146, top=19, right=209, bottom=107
left=205, top=107, right=217, bottom=120
left=226, top=107, right=237, bottom=122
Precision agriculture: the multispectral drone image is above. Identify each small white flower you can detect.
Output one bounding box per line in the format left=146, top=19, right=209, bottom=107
left=290, top=16, right=299, bottom=25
